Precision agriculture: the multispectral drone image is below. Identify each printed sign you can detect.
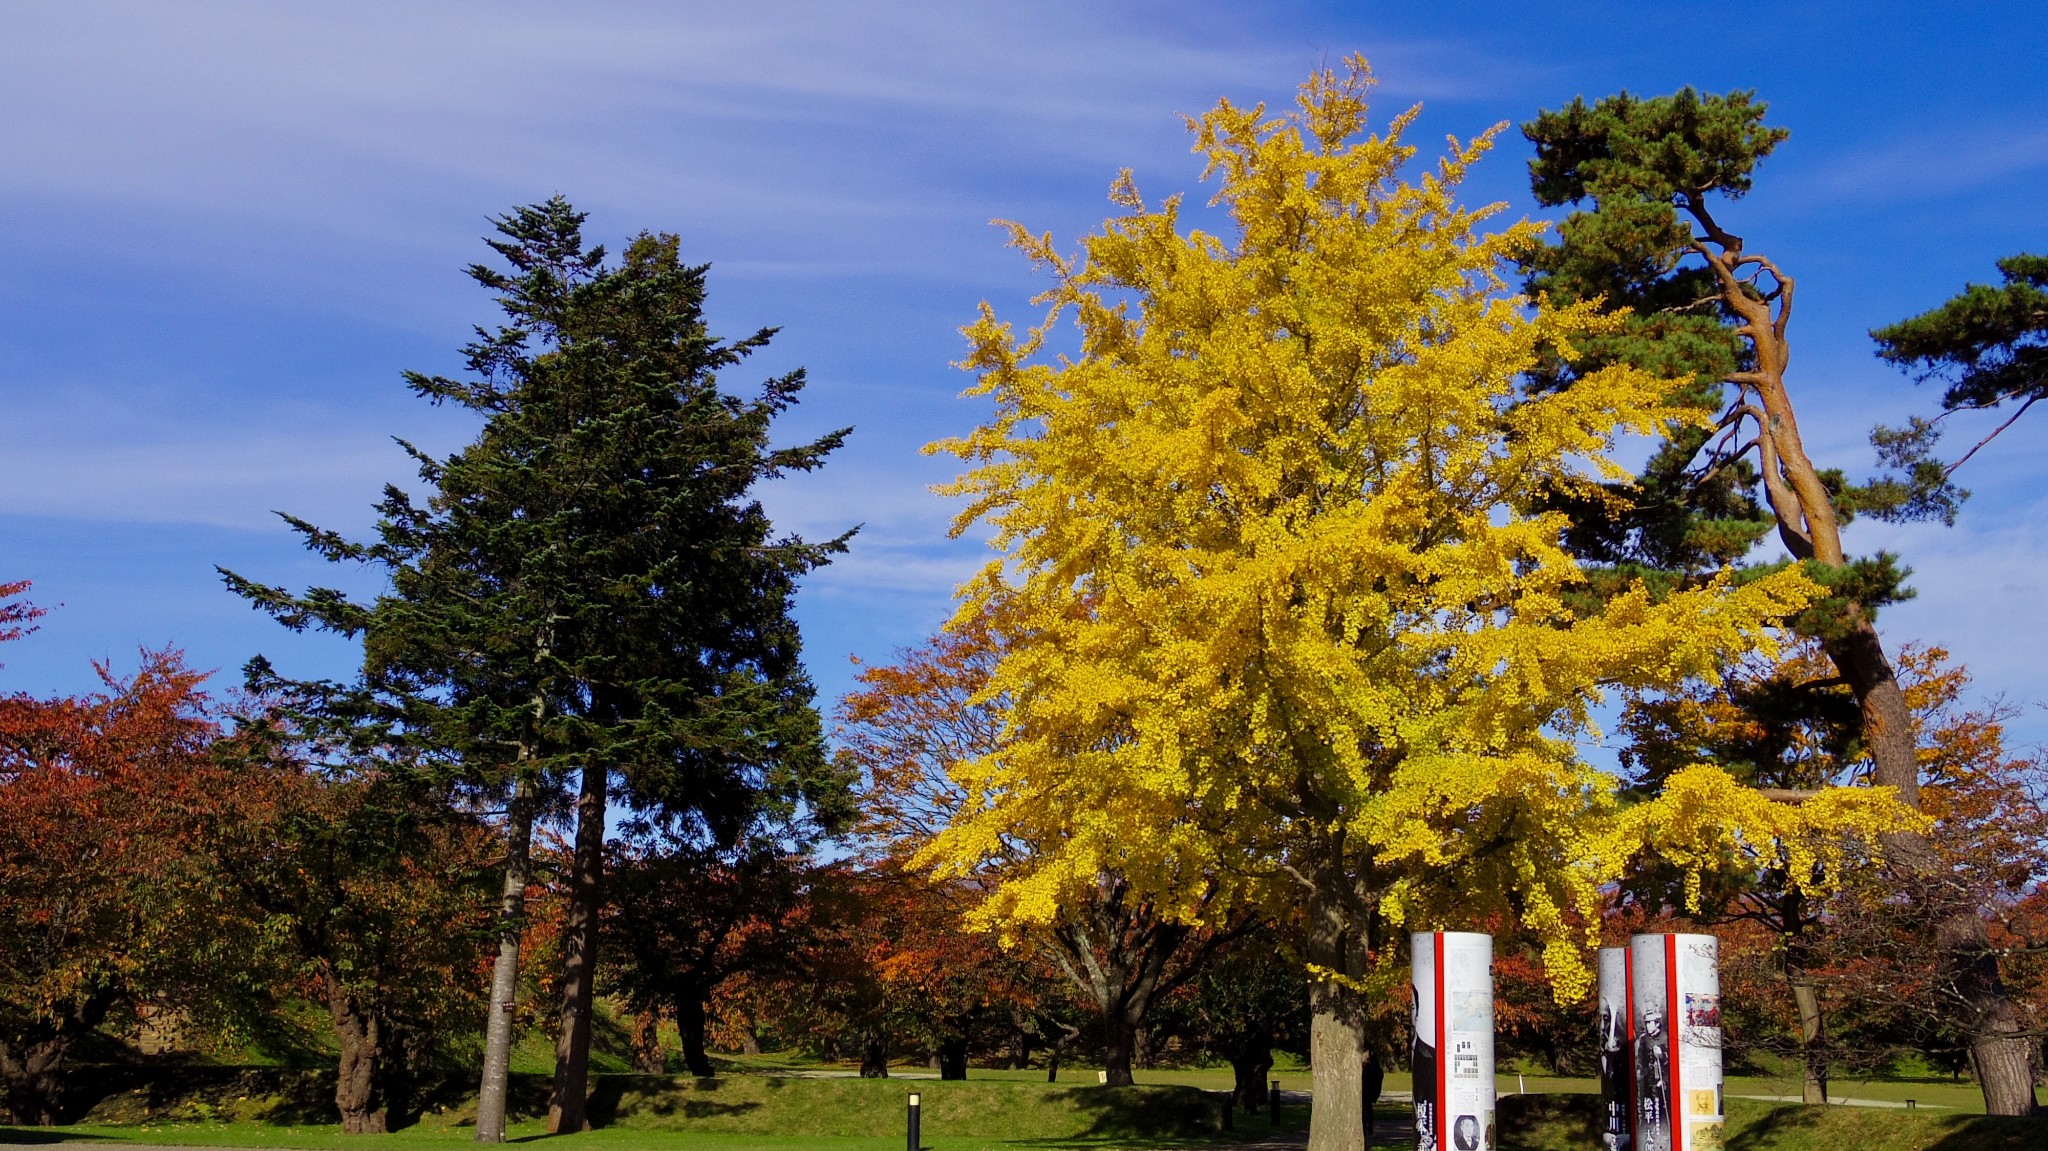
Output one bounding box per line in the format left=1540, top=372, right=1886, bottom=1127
left=1413, top=932, right=1494, bottom=1151
left=1630, top=934, right=1723, bottom=1151
left=1597, top=947, right=1633, bottom=1151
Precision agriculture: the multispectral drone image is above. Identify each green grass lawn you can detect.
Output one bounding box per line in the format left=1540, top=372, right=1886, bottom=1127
left=16, top=1052, right=2048, bottom=1150
left=1498, top=1094, right=2048, bottom=1151
left=8, top=1073, right=1254, bottom=1151
left=0, top=1129, right=1228, bottom=1151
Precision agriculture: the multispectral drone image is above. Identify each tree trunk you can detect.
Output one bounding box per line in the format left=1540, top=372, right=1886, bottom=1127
left=0, top=990, right=112, bottom=1126
left=1362, top=1049, right=1384, bottom=1136
left=676, top=993, right=715, bottom=1078
left=331, top=988, right=389, bottom=1134
left=475, top=775, right=537, bottom=1144
left=548, top=761, right=608, bottom=1134
left=1787, top=974, right=1827, bottom=1105
left=1305, top=881, right=1367, bottom=1151
left=1943, top=912, right=2038, bottom=1115
left=1828, top=623, right=2037, bottom=1115
left=1308, top=995, right=1366, bottom=1151
left=937, top=1035, right=969, bottom=1080
left=631, top=1009, right=667, bottom=1074
left=1101, top=1013, right=1136, bottom=1086
left=1699, top=227, right=2039, bottom=1119
left=0, top=1030, right=71, bottom=1126
left=1044, top=1020, right=1079, bottom=1083
left=858, top=1033, right=890, bottom=1078
left=1228, top=1030, right=1273, bottom=1111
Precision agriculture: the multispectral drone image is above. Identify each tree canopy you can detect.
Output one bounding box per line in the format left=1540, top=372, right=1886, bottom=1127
left=921, top=57, right=1899, bottom=1151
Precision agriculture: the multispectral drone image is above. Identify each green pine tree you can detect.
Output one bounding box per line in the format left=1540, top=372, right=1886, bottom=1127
left=223, top=198, right=854, bottom=1139
left=1869, top=252, right=2048, bottom=514
left=1518, top=89, right=2037, bottom=1115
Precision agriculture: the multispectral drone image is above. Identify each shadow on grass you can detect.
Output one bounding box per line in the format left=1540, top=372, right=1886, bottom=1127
left=1501, top=1095, right=2048, bottom=1151
left=584, top=1077, right=763, bottom=1126
left=1048, top=1085, right=1234, bottom=1141
left=1733, top=1102, right=1825, bottom=1145
left=1910, top=1114, right=2048, bottom=1151
left=0, top=1129, right=114, bottom=1144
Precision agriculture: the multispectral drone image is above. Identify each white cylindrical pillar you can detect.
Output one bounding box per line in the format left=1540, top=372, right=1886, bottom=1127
left=1628, top=933, right=1722, bottom=1151
left=1597, top=946, right=1633, bottom=1150
left=1411, top=931, right=1494, bottom=1151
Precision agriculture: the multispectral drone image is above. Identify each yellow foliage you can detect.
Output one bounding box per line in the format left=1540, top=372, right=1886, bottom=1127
left=919, top=58, right=1903, bottom=999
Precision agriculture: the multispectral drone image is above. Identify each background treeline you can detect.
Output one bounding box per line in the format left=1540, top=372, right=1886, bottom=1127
left=5, top=613, right=2046, bottom=1133
left=4, top=60, right=2048, bottom=1149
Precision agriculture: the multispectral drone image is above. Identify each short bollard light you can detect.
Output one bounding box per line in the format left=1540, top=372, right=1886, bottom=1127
left=1270, top=1080, right=1281, bottom=1126
left=907, top=1091, right=922, bottom=1151
left=1906, top=1099, right=1917, bottom=1111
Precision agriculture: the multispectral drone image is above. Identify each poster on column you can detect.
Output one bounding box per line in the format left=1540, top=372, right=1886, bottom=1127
left=1629, top=934, right=1723, bottom=1151
left=1597, top=947, right=1633, bottom=1151
left=1411, top=932, right=1494, bottom=1151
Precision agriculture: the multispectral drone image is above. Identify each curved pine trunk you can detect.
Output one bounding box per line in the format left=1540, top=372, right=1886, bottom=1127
left=1713, top=236, right=2040, bottom=1119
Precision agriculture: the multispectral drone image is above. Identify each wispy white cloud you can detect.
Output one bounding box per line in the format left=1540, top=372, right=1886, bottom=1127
left=1790, top=122, right=2048, bottom=204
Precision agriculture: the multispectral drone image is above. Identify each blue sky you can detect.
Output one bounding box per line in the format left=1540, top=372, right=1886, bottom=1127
left=3, top=1, right=2045, bottom=749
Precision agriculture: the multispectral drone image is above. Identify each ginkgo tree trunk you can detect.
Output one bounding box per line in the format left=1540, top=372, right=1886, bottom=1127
left=923, top=59, right=1905, bottom=1151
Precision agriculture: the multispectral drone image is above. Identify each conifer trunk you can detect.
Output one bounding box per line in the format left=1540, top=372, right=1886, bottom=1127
left=549, top=761, right=608, bottom=1133
left=475, top=775, right=537, bottom=1144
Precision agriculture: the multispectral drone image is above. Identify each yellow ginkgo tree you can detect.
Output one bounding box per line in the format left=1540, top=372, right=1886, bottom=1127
left=924, top=58, right=1905, bottom=1151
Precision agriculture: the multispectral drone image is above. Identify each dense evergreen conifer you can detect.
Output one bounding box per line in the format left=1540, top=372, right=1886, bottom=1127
left=224, top=197, right=852, bottom=1139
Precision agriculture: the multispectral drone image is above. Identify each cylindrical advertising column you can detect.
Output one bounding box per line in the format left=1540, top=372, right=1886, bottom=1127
left=1628, top=934, right=1722, bottom=1151
left=1597, top=947, right=1634, bottom=1150
left=1412, top=932, right=1494, bottom=1151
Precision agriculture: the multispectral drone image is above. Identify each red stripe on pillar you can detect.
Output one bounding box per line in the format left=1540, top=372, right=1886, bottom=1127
left=1666, top=935, right=1682, bottom=1151
left=1434, top=932, right=1447, bottom=1148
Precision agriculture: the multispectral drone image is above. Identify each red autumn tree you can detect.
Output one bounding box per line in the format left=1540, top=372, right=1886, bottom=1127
left=0, top=581, right=42, bottom=652
left=0, top=648, right=218, bottom=1124
left=605, top=837, right=819, bottom=1077
left=837, top=616, right=1255, bottom=1085
left=198, top=717, right=500, bottom=1133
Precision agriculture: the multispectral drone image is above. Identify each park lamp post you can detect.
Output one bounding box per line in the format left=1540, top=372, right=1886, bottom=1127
left=907, top=1091, right=921, bottom=1151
